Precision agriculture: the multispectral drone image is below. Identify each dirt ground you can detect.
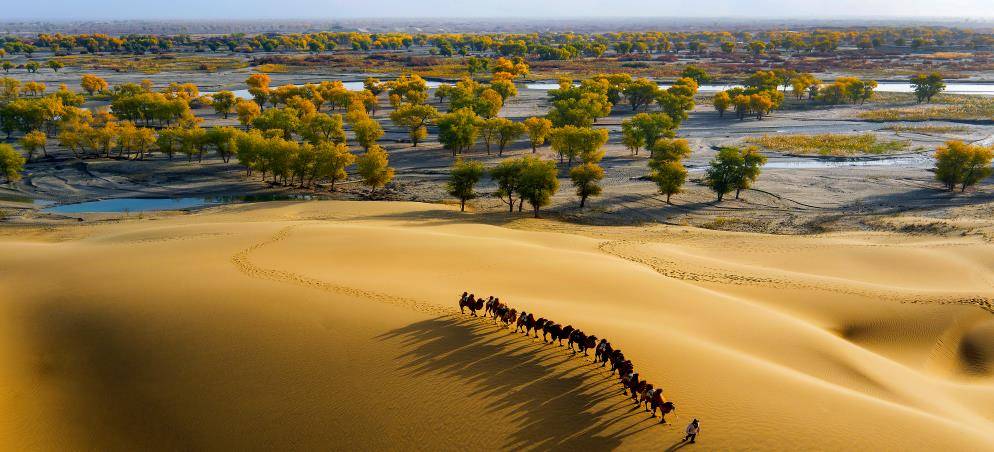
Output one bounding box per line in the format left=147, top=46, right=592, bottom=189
left=3, top=65, right=994, bottom=236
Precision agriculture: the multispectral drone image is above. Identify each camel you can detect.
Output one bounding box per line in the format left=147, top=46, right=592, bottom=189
left=533, top=318, right=547, bottom=338
left=596, top=340, right=613, bottom=366
left=557, top=325, right=574, bottom=346
left=502, top=308, right=517, bottom=327
left=639, top=384, right=656, bottom=411
left=516, top=312, right=531, bottom=333
left=649, top=391, right=675, bottom=423
left=459, top=293, right=484, bottom=316
left=542, top=322, right=561, bottom=343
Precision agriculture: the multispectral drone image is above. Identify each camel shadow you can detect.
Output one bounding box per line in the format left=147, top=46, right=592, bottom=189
left=377, top=315, right=657, bottom=450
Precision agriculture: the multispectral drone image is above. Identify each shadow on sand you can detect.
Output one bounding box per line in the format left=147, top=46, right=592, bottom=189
left=377, top=315, right=661, bottom=451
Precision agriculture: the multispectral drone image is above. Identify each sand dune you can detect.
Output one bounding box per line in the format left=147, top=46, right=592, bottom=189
left=1, top=201, right=993, bottom=450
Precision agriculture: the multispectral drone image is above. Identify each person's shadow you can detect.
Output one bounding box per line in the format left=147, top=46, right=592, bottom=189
left=664, top=439, right=692, bottom=451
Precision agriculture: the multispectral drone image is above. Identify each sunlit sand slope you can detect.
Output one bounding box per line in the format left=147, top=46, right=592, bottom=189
left=1, top=201, right=992, bottom=450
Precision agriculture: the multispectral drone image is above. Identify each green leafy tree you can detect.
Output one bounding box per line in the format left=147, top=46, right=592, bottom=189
left=651, top=160, right=687, bottom=203
left=211, top=91, right=237, bottom=119
left=356, top=145, right=394, bottom=192
left=494, top=119, right=526, bottom=156
left=713, top=91, right=731, bottom=118
left=437, top=108, right=481, bottom=157
left=680, top=65, right=712, bottom=85
left=517, top=156, right=560, bottom=218
left=313, top=142, right=355, bottom=190
left=523, top=116, right=552, bottom=153
left=621, top=113, right=676, bottom=157
left=549, top=126, right=609, bottom=165
left=569, top=162, right=604, bottom=208
left=352, top=117, right=384, bottom=151
left=252, top=107, right=300, bottom=139
left=704, top=146, right=767, bottom=201
left=300, top=112, right=345, bottom=145
left=491, top=157, right=525, bottom=212
left=911, top=72, right=946, bottom=104
left=447, top=158, right=485, bottom=211
left=389, top=103, right=439, bottom=147
left=19, top=130, right=47, bottom=161
left=934, top=140, right=994, bottom=192
left=622, top=78, right=660, bottom=112
left=0, top=143, right=25, bottom=184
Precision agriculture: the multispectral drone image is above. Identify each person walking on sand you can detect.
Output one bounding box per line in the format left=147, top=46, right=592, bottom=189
left=683, top=419, right=700, bottom=444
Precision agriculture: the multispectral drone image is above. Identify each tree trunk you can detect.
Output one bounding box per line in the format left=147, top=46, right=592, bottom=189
left=579, top=195, right=587, bottom=208
left=532, top=204, right=540, bottom=218
left=666, top=193, right=672, bottom=204
left=735, top=188, right=742, bottom=199
left=518, top=198, right=524, bottom=212
left=460, top=199, right=466, bottom=212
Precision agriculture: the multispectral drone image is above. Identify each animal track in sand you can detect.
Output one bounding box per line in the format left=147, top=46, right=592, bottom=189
left=597, top=239, right=994, bottom=314
left=230, top=225, right=451, bottom=316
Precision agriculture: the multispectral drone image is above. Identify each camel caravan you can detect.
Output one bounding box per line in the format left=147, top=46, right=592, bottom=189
left=458, top=292, right=678, bottom=423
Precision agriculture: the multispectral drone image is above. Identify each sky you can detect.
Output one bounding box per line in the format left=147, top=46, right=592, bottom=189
left=6, top=0, right=994, bottom=21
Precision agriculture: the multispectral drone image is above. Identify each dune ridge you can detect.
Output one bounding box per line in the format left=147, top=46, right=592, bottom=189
left=1, top=201, right=993, bottom=450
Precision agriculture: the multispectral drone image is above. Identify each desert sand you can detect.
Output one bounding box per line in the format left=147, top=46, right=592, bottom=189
left=1, top=200, right=993, bottom=450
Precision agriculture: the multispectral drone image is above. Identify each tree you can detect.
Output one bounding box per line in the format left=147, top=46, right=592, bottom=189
left=211, top=91, right=237, bottom=119
left=236, top=100, right=261, bottom=129
left=352, top=118, right=384, bottom=151
left=549, top=126, right=609, bottom=165
left=491, top=157, right=525, bottom=212
left=494, top=119, right=526, bottom=156
left=704, top=146, right=767, bottom=201
left=25, top=62, right=40, bottom=73
left=80, top=74, right=109, bottom=95
left=649, top=138, right=692, bottom=162
left=313, top=142, right=355, bottom=191
left=474, top=88, right=503, bottom=118
left=300, top=112, right=345, bottom=145
left=748, top=40, right=767, bottom=56
left=252, top=107, right=300, bottom=139
left=517, top=156, right=559, bottom=218
left=569, top=163, right=604, bottom=208
left=713, top=91, right=731, bottom=118
left=47, top=60, right=64, bottom=72
left=364, top=77, right=386, bottom=97
left=356, top=145, right=394, bottom=192
left=934, top=141, right=994, bottom=192
left=447, top=158, right=485, bottom=211
left=389, top=103, right=438, bottom=147
left=0, top=143, right=25, bottom=183
left=245, top=73, right=271, bottom=107
left=20, top=130, right=47, bottom=161
left=790, top=74, right=821, bottom=100
left=623, top=78, right=660, bottom=112
left=621, top=113, right=676, bottom=156
left=477, top=118, right=500, bottom=155
left=911, top=72, right=946, bottom=104
left=680, top=65, right=712, bottom=85
left=437, top=108, right=480, bottom=157
left=651, top=160, right=687, bottom=203
left=523, top=116, right=552, bottom=153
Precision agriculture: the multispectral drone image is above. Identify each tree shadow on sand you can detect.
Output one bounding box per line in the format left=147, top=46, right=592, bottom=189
left=376, top=315, right=662, bottom=451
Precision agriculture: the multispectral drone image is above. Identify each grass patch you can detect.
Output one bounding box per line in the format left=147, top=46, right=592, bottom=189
left=859, top=97, right=994, bottom=122
left=53, top=54, right=247, bottom=73
left=881, top=125, right=969, bottom=134
left=744, top=133, right=910, bottom=156
left=254, top=63, right=288, bottom=73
